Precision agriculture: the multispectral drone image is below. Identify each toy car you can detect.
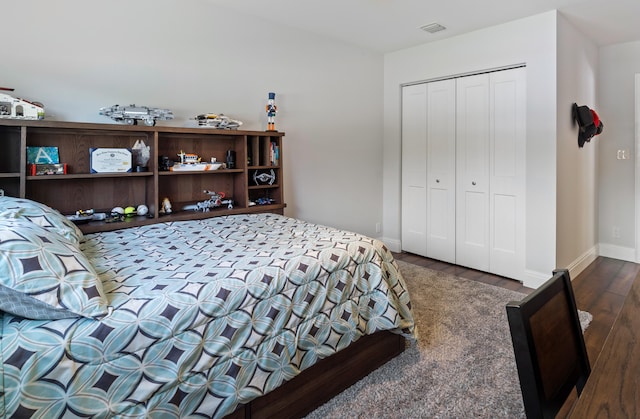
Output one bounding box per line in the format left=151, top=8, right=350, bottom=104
left=99, top=104, right=173, bottom=126
left=0, top=87, right=44, bottom=120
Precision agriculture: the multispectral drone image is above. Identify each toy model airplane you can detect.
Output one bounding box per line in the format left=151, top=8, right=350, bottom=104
left=0, top=87, right=45, bottom=120
left=194, top=113, right=243, bottom=129
left=99, top=104, right=173, bottom=126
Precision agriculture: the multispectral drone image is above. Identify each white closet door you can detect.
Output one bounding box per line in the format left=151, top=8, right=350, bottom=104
left=401, top=83, right=428, bottom=255
left=489, top=67, right=526, bottom=279
left=456, top=74, right=490, bottom=271
left=402, top=67, right=526, bottom=280
left=426, top=79, right=456, bottom=263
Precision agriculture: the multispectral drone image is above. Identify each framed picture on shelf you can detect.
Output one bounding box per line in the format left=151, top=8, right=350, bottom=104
left=27, top=146, right=59, bottom=164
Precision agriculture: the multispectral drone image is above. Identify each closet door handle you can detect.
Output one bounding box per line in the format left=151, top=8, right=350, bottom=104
left=436, top=179, right=440, bottom=183
left=472, top=181, right=476, bottom=186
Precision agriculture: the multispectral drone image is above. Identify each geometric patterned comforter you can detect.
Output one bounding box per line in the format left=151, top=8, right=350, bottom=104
left=0, top=213, right=415, bottom=418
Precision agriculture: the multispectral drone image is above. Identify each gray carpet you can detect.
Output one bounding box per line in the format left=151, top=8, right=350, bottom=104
left=305, top=260, right=592, bottom=418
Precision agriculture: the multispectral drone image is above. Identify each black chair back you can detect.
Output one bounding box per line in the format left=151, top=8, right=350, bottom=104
left=506, top=269, right=590, bottom=418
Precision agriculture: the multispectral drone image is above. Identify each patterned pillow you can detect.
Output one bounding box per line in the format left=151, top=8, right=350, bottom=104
left=0, top=218, right=109, bottom=319
left=0, top=196, right=83, bottom=244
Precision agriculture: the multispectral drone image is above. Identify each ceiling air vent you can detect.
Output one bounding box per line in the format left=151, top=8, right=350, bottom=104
left=420, top=23, right=446, bottom=34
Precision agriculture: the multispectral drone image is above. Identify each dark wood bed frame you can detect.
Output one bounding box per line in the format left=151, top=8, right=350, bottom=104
left=227, top=330, right=406, bottom=418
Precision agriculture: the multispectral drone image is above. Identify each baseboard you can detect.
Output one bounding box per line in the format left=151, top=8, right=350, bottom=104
left=521, top=270, right=550, bottom=289
left=381, top=237, right=402, bottom=253
left=566, top=246, right=599, bottom=280
left=597, top=243, right=636, bottom=263
left=384, top=239, right=634, bottom=287
left=497, top=246, right=598, bottom=289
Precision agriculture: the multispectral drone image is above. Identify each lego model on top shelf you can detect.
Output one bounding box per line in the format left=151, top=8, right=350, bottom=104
left=193, top=113, right=243, bottom=129
left=99, top=104, right=173, bottom=126
left=0, top=87, right=45, bottom=120
left=0, top=91, right=286, bottom=232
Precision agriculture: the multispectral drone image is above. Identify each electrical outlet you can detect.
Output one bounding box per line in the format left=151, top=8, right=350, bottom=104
left=617, top=150, right=630, bottom=160
left=375, top=222, right=381, bottom=233
left=613, top=226, right=621, bottom=239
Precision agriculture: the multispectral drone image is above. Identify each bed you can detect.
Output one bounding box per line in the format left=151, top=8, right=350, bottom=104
left=0, top=196, right=415, bottom=418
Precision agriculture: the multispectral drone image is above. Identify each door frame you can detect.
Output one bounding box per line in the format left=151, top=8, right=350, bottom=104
left=635, top=73, right=640, bottom=262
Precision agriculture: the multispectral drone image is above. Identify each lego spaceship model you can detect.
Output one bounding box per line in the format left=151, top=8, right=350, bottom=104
left=99, top=104, right=173, bottom=126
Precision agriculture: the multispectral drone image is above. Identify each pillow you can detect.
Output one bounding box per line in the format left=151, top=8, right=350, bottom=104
left=0, top=217, right=109, bottom=319
left=0, top=196, right=83, bottom=244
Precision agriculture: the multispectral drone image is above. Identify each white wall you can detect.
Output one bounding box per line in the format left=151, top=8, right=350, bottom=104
left=383, top=11, right=559, bottom=286
left=1, top=0, right=384, bottom=237
left=598, top=41, right=640, bottom=262
left=555, top=14, right=599, bottom=275
left=556, top=15, right=601, bottom=277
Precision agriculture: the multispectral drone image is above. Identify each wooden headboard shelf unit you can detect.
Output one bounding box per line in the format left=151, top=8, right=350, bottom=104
left=0, top=120, right=285, bottom=233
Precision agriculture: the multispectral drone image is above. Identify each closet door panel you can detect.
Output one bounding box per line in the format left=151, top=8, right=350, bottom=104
left=426, top=79, right=456, bottom=263
left=489, top=67, right=526, bottom=278
left=456, top=74, right=490, bottom=271
left=401, top=84, right=428, bottom=255
left=401, top=67, right=526, bottom=281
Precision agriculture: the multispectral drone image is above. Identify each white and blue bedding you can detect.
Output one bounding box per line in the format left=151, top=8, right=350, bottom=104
left=0, top=199, right=414, bottom=418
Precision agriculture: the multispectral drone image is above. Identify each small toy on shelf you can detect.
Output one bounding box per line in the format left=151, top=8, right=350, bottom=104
left=194, top=113, right=243, bottom=129
left=183, top=190, right=233, bottom=212
left=158, top=155, right=174, bottom=171
left=249, top=197, right=276, bottom=206
left=132, top=139, right=151, bottom=172
left=136, top=204, right=149, bottom=216
left=99, top=104, right=173, bottom=126
left=266, top=92, right=277, bottom=131
left=66, top=208, right=107, bottom=224
left=252, top=169, right=276, bottom=185
left=107, top=206, right=126, bottom=222
left=101, top=204, right=150, bottom=222
left=171, top=151, right=222, bottom=171
left=29, top=163, right=67, bottom=176
left=177, top=150, right=200, bottom=164
left=159, top=197, right=173, bottom=214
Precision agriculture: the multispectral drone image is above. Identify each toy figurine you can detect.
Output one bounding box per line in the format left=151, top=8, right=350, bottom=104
left=159, top=197, right=172, bottom=214
left=265, top=92, right=277, bottom=131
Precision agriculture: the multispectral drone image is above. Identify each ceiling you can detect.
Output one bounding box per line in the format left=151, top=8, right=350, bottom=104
left=209, top=0, right=640, bottom=53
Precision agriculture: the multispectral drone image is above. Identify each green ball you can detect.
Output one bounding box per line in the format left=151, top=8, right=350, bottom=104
left=124, top=206, right=136, bottom=217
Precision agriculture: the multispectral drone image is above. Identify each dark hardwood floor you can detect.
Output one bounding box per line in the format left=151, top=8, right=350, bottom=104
left=393, top=252, right=640, bottom=417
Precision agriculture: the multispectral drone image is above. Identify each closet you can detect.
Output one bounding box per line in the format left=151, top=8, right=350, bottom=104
left=401, top=67, right=525, bottom=280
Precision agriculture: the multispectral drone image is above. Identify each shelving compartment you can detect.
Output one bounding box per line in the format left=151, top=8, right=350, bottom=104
left=248, top=135, right=281, bottom=167
left=0, top=125, right=23, bottom=197
left=26, top=174, right=153, bottom=216
left=25, top=127, right=155, bottom=175
left=24, top=127, right=155, bottom=216
left=247, top=135, right=283, bottom=209
left=157, top=132, right=247, bottom=217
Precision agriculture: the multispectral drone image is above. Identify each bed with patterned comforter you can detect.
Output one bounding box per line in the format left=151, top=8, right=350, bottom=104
left=0, top=198, right=414, bottom=418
